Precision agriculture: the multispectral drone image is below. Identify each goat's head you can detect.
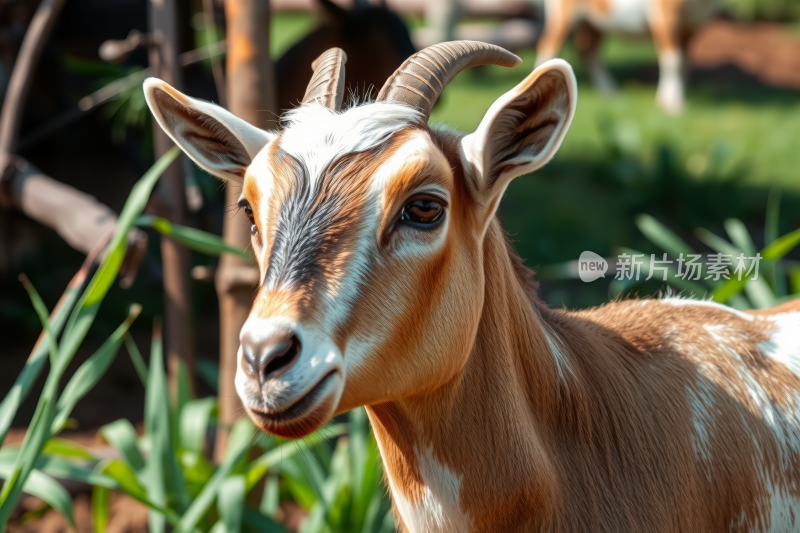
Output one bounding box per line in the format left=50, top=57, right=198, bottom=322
left=144, top=42, right=576, bottom=438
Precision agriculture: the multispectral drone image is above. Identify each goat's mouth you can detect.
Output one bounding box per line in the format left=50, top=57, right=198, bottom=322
left=245, top=370, right=340, bottom=438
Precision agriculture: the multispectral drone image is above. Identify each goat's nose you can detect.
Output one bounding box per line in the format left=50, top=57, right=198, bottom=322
left=240, top=330, right=300, bottom=385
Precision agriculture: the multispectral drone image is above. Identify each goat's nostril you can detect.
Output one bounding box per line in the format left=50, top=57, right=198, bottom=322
left=241, top=331, right=301, bottom=385
left=262, top=335, right=300, bottom=380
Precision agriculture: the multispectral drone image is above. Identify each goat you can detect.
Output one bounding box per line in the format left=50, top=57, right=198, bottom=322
left=144, top=41, right=800, bottom=532
left=537, top=0, right=716, bottom=113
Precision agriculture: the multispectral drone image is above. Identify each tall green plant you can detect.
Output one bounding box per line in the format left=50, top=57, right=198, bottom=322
left=0, top=145, right=249, bottom=528
left=0, top=147, right=180, bottom=528
left=621, top=188, right=800, bottom=308
left=279, top=408, right=395, bottom=533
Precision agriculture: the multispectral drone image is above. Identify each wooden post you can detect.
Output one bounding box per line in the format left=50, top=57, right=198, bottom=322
left=215, top=0, right=275, bottom=461
left=149, top=0, right=195, bottom=393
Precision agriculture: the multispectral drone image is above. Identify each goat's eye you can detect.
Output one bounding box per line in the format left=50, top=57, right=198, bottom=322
left=401, top=197, right=444, bottom=226
left=239, top=199, right=257, bottom=235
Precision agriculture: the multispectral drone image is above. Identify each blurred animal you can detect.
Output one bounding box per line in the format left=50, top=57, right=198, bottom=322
left=146, top=41, right=800, bottom=532
left=537, top=0, right=715, bottom=113
left=275, top=0, right=415, bottom=112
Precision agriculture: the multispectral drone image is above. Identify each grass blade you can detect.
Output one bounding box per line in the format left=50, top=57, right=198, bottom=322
left=0, top=262, right=84, bottom=445
left=695, top=228, right=738, bottom=255
left=23, top=470, right=76, bottom=528
left=180, top=398, right=217, bottom=454
left=96, top=458, right=181, bottom=525
left=244, top=424, right=348, bottom=491
left=101, top=419, right=146, bottom=472
left=176, top=424, right=254, bottom=533
left=260, top=470, right=280, bottom=518
left=763, top=187, right=785, bottom=295
left=135, top=215, right=249, bottom=259
left=219, top=475, right=246, bottom=533
left=124, top=333, right=148, bottom=386
left=350, top=408, right=367, bottom=523
left=635, top=214, right=695, bottom=258
left=91, top=485, right=111, bottom=533
left=42, top=437, right=97, bottom=462
left=51, top=304, right=142, bottom=434
left=35, top=456, right=117, bottom=488
left=0, top=396, right=54, bottom=525
left=724, top=219, right=756, bottom=256
left=145, top=322, right=168, bottom=533
left=18, top=274, right=58, bottom=367
left=97, top=458, right=149, bottom=502
left=762, top=228, right=800, bottom=262
left=0, top=463, right=75, bottom=529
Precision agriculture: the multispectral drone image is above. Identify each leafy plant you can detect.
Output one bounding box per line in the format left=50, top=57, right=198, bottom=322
left=617, top=187, right=800, bottom=308
left=62, top=55, right=152, bottom=145
left=275, top=408, right=395, bottom=533
left=0, top=147, right=181, bottom=529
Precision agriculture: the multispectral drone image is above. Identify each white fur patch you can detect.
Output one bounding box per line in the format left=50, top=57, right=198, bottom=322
left=701, top=323, right=800, bottom=466
left=388, top=446, right=470, bottom=533
left=686, top=315, right=800, bottom=529
left=763, top=474, right=800, bottom=532
left=732, top=469, right=800, bottom=532
left=759, top=312, right=800, bottom=380
left=685, top=373, right=719, bottom=474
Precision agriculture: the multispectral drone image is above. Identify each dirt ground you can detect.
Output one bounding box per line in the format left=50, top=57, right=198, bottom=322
left=689, top=20, right=800, bottom=89
left=7, top=493, right=149, bottom=533
left=3, top=17, right=799, bottom=533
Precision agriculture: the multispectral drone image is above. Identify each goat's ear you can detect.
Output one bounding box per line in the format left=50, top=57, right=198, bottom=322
left=143, top=78, right=273, bottom=183
left=461, top=59, right=576, bottom=209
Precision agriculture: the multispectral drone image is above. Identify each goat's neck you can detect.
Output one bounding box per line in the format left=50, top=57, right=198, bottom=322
left=366, top=221, right=573, bottom=529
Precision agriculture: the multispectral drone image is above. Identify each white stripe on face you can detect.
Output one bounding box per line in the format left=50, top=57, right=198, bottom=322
left=280, top=101, right=422, bottom=191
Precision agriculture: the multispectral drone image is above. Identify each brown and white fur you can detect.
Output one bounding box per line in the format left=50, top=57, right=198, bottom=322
left=537, top=0, right=715, bottom=113
left=144, top=58, right=800, bottom=531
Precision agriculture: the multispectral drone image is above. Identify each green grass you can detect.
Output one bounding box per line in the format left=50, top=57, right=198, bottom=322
left=430, top=43, right=800, bottom=190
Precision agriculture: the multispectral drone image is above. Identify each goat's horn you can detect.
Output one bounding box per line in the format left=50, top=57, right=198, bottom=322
left=302, top=48, right=347, bottom=110
left=376, top=41, right=521, bottom=120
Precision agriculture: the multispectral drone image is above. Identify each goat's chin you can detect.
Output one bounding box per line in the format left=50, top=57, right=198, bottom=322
left=248, top=399, right=334, bottom=439
left=245, top=372, right=340, bottom=439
